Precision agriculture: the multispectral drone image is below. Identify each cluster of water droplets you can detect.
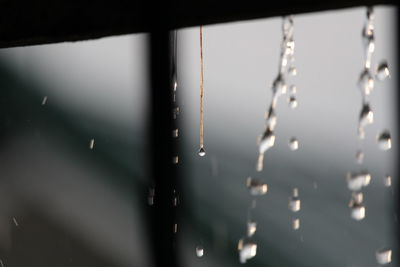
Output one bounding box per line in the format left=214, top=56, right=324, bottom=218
left=257, top=16, right=298, bottom=172
left=346, top=7, right=392, bottom=264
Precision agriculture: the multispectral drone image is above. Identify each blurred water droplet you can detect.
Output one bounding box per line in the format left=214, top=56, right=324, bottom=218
left=376, top=61, right=390, bottom=81
left=289, top=85, right=297, bottom=94
left=259, top=128, right=275, bottom=154
left=377, top=131, right=392, bottom=150
left=349, top=192, right=363, bottom=207
left=172, top=129, right=179, bottom=138
left=172, top=156, right=179, bottom=164
left=289, top=137, right=299, bottom=150
left=173, top=195, right=179, bottom=207
left=351, top=204, right=365, bottom=221
left=256, top=153, right=264, bottom=172
left=238, top=238, right=257, bottom=264
left=358, top=69, right=374, bottom=95
left=247, top=221, right=257, bottom=237
left=89, top=139, right=95, bottom=150
left=289, top=196, right=301, bottom=212
left=148, top=187, right=155, bottom=206
left=288, top=95, right=298, bottom=109
left=196, top=246, right=204, bottom=257
left=0, top=259, right=4, bottom=267
left=173, top=81, right=178, bottom=92
left=41, top=96, right=48, bottom=106
left=376, top=248, right=392, bottom=265
left=355, top=150, right=364, bottom=164
left=358, top=127, right=365, bottom=139
left=12, top=217, right=18, bottom=227
left=272, top=75, right=287, bottom=95
left=384, top=175, right=392, bottom=187
left=265, top=108, right=277, bottom=130
left=288, top=66, right=297, bottom=76
left=359, top=103, right=374, bottom=127
left=246, top=177, right=267, bottom=196
left=173, top=223, right=178, bottom=233
left=198, top=147, right=206, bottom=157
left=346, top=171, right=371, bottom=191
left=292, top=218, right=300, bottom=230
left=172, top=107, right=180, bottom=119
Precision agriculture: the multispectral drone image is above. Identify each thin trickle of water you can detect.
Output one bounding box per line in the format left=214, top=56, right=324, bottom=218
left=196, top=246, right=204, bottom=257
left=377, top=130, right=392, bottom=150
left=198, top=25, right=206, bottom=156
left=376, top=248, right=392, bottom=265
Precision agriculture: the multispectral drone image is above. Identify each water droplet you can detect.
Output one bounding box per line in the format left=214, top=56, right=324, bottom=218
left=173, top=81, right=178, bottom=91
left=172, top=107, right=180, bottom=119
left=351, top=204, right=366, bottom=220
left=289, top=196, right=301, bottom=212
left=198, top=147, right=206, bottom=157
left=292, top=218, right=300, bottom=230
left=173, top=223, right=178, bottom=233
left=148, top=187, right=155, bottom=206
left=359, top=103, right=374, bottom=127
left=288, top=95, right=298, bottom=109
left=346, top=171, right=371, bottom=191
left=384, top=175, right=392, bottom=187
left=89, top=139, right=95, bottom=150
left=41, top=96, right=48, bottom=106
left=246, top=177, right=267, bottom=196
left=289, top=85, right=297, bottom=94
left=196, top=246, right=204, bottom=257
left=172, top=195, right=179, bottom=207
left=272, top=75, right=287, bottom=95
left=12, top=217, right=18, bottom=227
left=238, top=238, right=257, bottom=264
left=172, top=156, right=179, bottom=164
left=259, top=128, right=275, bottom=154
left=355, top=150, right=364, bottom=164
left=256, top=153, right=264, bottom=172
left=288, top=66, right=297, bottom=76
left=376, top=248, right=392, bottom=265
left=288, top=137, right=299, bottom=151
left=358, top=69, right=374, bottom=95
left=376, top=61, right=390, bottom=81
left=377, top=130, right=392, bottom=150
left=247, top=221, right=257, bottom=237
left=349, top=192, right=363, bottom=207
left=265, top=107, right=277, bottom=130
left=172, top=129, right=179, bottom=138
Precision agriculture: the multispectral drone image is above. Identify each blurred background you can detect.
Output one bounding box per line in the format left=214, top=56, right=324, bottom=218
left=0, top=5, right=398, bottom=267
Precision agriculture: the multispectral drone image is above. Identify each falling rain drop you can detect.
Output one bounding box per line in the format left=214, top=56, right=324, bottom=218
left=246, top=177, right=268, bottom=196
left=359, top=103, right=374, bottom=127
left=41, top=96, right=48, bottom=106
left=238, top=238, right=257, bottom=264
left=173, top=223, right=178, bottom=233
left=196, top=246, right=204, bottom=258
left=376, top=61, right=390, bottom=81
left=288, top=137, right=299, bottom=151
left=289, top=188, right=301, bottom=212
left=358, top=69, right=374, bottom=95
left=89, top=139, right=95, bottom=150
left=377, top=130, right=392, bottom=150
left=376, top=248, right=392, bottom=265
left=288, top=95, right=297, bottom=109
left=12, top=217, right=18, bottom=227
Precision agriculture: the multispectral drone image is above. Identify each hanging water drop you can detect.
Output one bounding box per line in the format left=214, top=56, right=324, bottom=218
left=358, top=69, right=374, bottom=95
left=246, top=177, right=267, bottom=196
left=198, top=146, right=206, bottom=157
left=376, top=248, right=392, bottom=265
left=376, top=61, right=390, bottom=81
left=346, top=171, right=371, bottom=191
left=377, top=130, right=392, bottom=150
left=196, top=245, right=204, bottom=257
left=355, top=150, right=364, bottom=164
left=247, top=221, right=257, bottom=237
left=288, top=95, right=298, bottom=109
left=292, top=218, right=300, bottom=230
left=289, top=137, right=299, bottom=151
left=351, top=204, right=366, bottom=221
left=359, top=103, right=374, bottom=127
left=238, top=238, right=257, bottom=264
left=383, top=175, right=392, bottom=187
